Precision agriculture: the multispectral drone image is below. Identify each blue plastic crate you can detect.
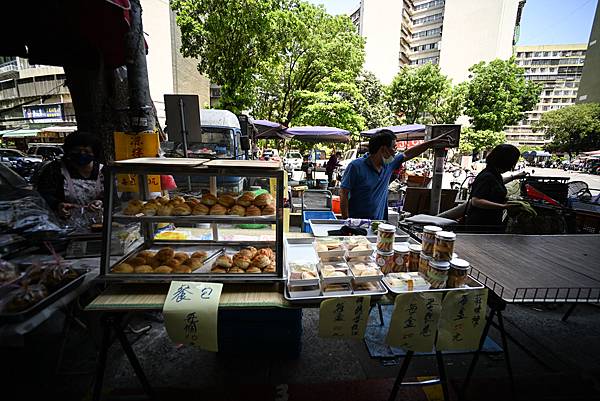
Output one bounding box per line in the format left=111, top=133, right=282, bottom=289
left=302, top=211, right=336, bottom=233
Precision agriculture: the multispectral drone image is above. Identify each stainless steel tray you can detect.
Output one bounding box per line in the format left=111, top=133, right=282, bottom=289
left=112, top=213, right=276, bottom=225
left=383, top=273, right=485, bottom=295
left=283, top=280, right=387, bottom=303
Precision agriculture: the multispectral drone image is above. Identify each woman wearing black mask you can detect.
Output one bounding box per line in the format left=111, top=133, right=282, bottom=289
left=37, top=131, right=104, bottom=224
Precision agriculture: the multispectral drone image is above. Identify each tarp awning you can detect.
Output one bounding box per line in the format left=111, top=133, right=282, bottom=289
left=39, top=126, right=78, bottom=134
left=0, top=129, right=40, bottom=138
left=361, top=124, right=426, bottom=140
left=284, top=126, right=350, bottom=143
left=251, top=119, right=291, bottom=139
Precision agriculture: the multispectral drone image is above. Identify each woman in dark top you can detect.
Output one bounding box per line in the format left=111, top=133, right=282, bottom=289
left=36, top=131, right=104, bottom=225
left=465, top=144, right=526, bottom=232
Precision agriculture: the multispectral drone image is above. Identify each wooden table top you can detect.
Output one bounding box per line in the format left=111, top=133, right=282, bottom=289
left=454, top=234, right=600, bottom=303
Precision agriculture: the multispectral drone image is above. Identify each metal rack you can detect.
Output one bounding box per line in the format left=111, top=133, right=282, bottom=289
left=99, top=158, right=285, bottom=282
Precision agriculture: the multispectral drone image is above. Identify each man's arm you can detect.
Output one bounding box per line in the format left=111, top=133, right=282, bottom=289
left=403, top=133, right=454, bottom=161
left=340, top=188, right=350, bottom=219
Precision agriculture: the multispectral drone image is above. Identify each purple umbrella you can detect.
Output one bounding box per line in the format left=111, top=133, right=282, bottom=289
left=361, top=124, right=426, bottom=140
left=251, top=119, right=291, bottom=139
left=284, top=126, right=351, bottom=143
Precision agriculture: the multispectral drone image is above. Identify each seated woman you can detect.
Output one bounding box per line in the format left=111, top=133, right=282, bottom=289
left=36, top=131, right=104, bottom=226
left=465, top=144, right=526, bottom=232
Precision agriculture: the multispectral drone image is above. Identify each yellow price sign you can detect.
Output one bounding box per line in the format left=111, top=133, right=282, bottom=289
left=114, top=131, right=161, bottom=192
left=436, top=289, right=488, bottom=351
left=318, top=296, right=371, bottom=339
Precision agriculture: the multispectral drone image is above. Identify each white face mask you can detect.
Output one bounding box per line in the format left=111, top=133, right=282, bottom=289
left=382, top=152, right=395, bottom=165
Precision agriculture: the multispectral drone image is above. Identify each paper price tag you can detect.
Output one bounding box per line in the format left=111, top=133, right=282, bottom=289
left=318, top=296, right=371, bottom=339
left=162, top=281, right=223, bottom=352
left=386, top=292, right=443, bottom=352
left=436, top=289, right=488, bottom=351
left=114, top=131, right=161, bottom=193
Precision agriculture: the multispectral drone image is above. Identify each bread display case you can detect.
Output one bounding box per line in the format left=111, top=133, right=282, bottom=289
left=99, top=158, right=285, bottom=282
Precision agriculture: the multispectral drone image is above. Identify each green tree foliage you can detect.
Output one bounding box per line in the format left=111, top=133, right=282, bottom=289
left=355, top=71, right=394, bottom=129
left=428, top=82, right=467, bottom=124
left=171, top=0, right=280, bottom=112
left=253, top=1, right=365, bottom=125
left=535, top=103, right=600, bottom=154
left=464, top=58, right=541, bottom=131
left=387, top=64, right=450, bottom=124
left=459, top=128, right=506, bottom=154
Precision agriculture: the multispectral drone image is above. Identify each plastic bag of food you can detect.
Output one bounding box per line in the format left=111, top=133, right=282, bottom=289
left=0, top=195, right=65, bottom=238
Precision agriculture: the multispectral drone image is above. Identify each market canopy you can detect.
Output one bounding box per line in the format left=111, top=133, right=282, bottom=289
left=361, top=124, right=426, bottom=140
left=0, top=129, right=40, bottom=138
left=251, top=119, right=291, bottom=140
left=283, top=126, right=350, bottom=143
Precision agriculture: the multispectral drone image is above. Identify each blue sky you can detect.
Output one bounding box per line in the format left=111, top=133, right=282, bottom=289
left=308, top=0, right=597, bottom=45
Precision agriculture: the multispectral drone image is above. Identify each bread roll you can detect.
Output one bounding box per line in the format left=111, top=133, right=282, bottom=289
left=156, top=247, right=175, bottom=261
left=210, top=204, right=227, bottom=215
left=123, top=199, right=144, bottom=215
left=229, top=204, right=246, bottom=217
left=165, top=259, right=182, bottom=268
left=171, top=195, right=186, bottom=204
left=233, top=254, right=251, bottom=269
left=192, top=204, right=210, bottom=215
left=254, top=193, right=273, bottom=207
left=157, top=204, right=174, bottom=216
left=173, top=266, right=192, bottom=274
left=112, top=263, right=133, bottom=273
left=210, top=266, right=227, bottom=273
left=173, top=252, right=189, bottom=262
left=218, top=194, right=236, bottom=208
left=261, top=205, right=275, bottom=216
left=257, top=247, right=274, bottom=259
left=242, top=191, right=256, bottom=200
left=236, top=194, right=254, bottom=207
left=173, top=204, right=192, bottom=216
left=243, top=246, right=258, bottom=258
left=227, top=267, right=245, bottom=273
left=134, top=265, right=154, bottom=273
left=237, top=248, right=253, bottom=259
left=183, top=258, right=204, bottom=270
left=154, top=265, right=173, bottom=274
left=191, top=251, right=208, bottom=260
left=127, top=256, right=147, bottom=266
left=246, top=205, right=261, bottom=216
left=246, top=266, right=262, bottom=273
left=148, top=257, right=162, bottom=268
left=214, top=255, right=233, bottom=268
left=141, top=203, right=159, bottom=216
left=252, top=254, right=271, bottom=268
left=262, top=264, right=276, bottom=273
left=137, top=250, right=156, bottom=259
left=156, top=196, right=170, bottom=205
left=201, top=193, right=218, bottom=206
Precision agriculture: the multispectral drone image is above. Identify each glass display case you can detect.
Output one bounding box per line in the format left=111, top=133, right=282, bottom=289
left=100, top=158, right=285, bottom=282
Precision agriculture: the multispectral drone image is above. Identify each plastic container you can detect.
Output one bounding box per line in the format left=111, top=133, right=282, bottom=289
left=427, top=259, right=450, bottom=289
left=448, top=258, right=470, bottom=288
left=433, top=231, right=456, bottom=261
left=376, top=223, right=396, bottom=252
left=408, top=244, right=422, bottom=272
left=421, top=225, right=442, bottom=256
left=418, top=252, right=431, bottom=276
left=331, top=196, right=341, bottom=214
left=375, top=250, right=395, bottom=274
left=302, top=211, right=336, bottom=233
left=393, top=243, right=410, bottom=272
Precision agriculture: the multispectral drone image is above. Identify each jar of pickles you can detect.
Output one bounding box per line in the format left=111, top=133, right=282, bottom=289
left=427, top=259, right=450, bottom=289
left=433, top=231, right=456, bottom=261
left=418, top=252, right=431, bottom=276
left=421, top=225, right=442, bottom=256
left=408, top=244, right=422, bottom=272
left=376, top=223, right=396, bottom=252
left=376, top=250, right=395, bottom=274
left=448, top=258, right=470, bottom=288
left=393, top=243, right=410, bottom=272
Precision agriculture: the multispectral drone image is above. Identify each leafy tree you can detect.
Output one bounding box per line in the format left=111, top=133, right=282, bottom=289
left=536, top=103, right=600, bottom=154
left=253, top=1, right=365, bottom=125
left=171, top=0, right=280, bottom=112
left=428, top=82, right=467, bottom=124
left=464, top=58, right=541, bottom=132
left=387, top=64, right=449, bottom=124
left=356, top=71, right=394, bottom=129
left=459, top=128, right=505, bottom=155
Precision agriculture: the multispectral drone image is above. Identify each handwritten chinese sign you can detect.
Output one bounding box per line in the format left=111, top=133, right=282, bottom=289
left=386, top=292, right=443, bottom=352
left=114, top=131, right=161, bottom=193
left=319, top=296, right=371, bottom=339
left=162, top=281, right=223, bottom=351
left=436, top=289, right=488, bottom=351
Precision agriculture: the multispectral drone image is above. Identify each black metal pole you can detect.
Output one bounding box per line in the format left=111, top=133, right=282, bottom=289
left=388, top=350, right=414, bottom=401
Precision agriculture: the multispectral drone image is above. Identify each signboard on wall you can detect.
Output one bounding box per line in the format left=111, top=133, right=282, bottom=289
left=22, top=103, right=63, bottom=123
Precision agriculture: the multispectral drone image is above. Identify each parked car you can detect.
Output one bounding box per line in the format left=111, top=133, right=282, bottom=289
left=283, top=150, right=302, bottom=170
left=0, top=148, right=42, bottom=180
left=261, top=148, right=281, bottom=161
left=27, top=144, right=63, bottom=160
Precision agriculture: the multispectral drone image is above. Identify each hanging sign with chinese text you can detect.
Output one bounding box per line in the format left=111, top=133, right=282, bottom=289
left=114, top=131, right=161, bottom=192
left=436, top=289, right=488, bottom=351
left=318, top=296, right=371, bottom=339
left=162, top=281, right=223, bottom=352
left=385, top=292, right=443, bottom=352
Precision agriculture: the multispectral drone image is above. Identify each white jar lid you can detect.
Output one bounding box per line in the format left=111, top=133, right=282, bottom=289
left=408, top=244, right=422, bottom=252
left=393, top=244, right=410, bottom=254
left=378, top=223, right=396, bottom=232
left=419, top=252, right=431, bottom=260
left=423, top=225, right=442, bottom=234
left=428, top=260, right=450, bottom=269
left=436, top=231, right=456, bottom=240
left=450, top=258, right=470, bottom=269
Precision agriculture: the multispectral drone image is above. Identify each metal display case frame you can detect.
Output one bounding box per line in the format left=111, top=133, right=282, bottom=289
left=99, top=158, right=285, bottom=283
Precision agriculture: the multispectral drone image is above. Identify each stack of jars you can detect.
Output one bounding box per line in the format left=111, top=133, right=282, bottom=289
left=375, top=223, right=396, bottom=273
left=421, top=226, right=470, bottom=289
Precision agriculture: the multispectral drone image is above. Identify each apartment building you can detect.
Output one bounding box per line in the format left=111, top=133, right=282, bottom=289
left=504, top=44, right=587, bottom=146
left=355, top=0, right=525, bottom=84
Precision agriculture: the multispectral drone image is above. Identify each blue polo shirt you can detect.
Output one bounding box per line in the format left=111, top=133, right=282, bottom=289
left=341, top=153, right=404, bottom=220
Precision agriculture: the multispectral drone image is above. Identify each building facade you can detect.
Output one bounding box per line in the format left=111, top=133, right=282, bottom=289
left=504, top=44, right=587, bottom=146
left=355, top=0, right=525, bottom=84
left=578, top=2, right=600, bottom=104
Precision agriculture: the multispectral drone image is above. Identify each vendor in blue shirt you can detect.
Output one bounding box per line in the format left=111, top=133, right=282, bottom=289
left=340, top=129, right=450, bottom=220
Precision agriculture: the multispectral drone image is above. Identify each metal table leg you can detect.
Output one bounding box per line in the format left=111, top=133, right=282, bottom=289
left=92, top=314, right=112, bottom=401
left=115, top=322, right=155, bottom=400
left=561, top=304, right=577, bottom=322
left=388, top=350, right=414, bottom=401
left=496, top=311, right=516, bottom=401
left=436, top=351, right=450, bottom=401
left=377, top=302, right=385, bottom=326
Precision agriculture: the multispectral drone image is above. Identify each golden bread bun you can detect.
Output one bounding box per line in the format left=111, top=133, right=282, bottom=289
left=173, top=204, right=192, bottom=216
left=134, top=265, right=154, bottom=273
left=236, top=194, right=254, bottom=207
left=237, top=249, right=253, bottom=259
left=148, top=257, right=162, bottom=268
left=201, top=193, right=218, bottom=206
left=243, top=246, right=258, bottom=258
left=173, top=266, right=192, bottom=274
left=252, top=254, right=271, bottom=268
left=157, top=204, right=174, bottom=216
left=183, top=258, right=204, bottom=270
left=246, top=266, right=262, bottom=273
left=210, top=266, right=227, bottom=273
left=229, top=204, right=246, bottom=217
left=215, top=255, right=233, bottom=268
left=156, top=196, right=170, bottom=205
left=192, top=204, right=210, bottom=215
left=173, top=252, right=189, bottom=262
left=156, top=247, right=175, bottom=261
left=165, top=259, right=182, bottom=268
left=246, top=205, right=261, bottom=216
left=218, top=194, right=236, bottom=208
left=137, top=250, right=156, bottom=259
left=210, top=204, right=227, bottom=215
left=191, top=251, right=208, bottom=260
left=261, top=205, right=275, bottom=216
left=254, top=193, right=273, bottom=207
left=233, top=254, right=251, bottom=269
left=127, top=256, right=147, bottom=266
left=123, top=199, right=144, bottom=215
left=141, top=203, right=159, bottom=216
left=154, top=265, right=173, bottom=274
left=262, top=264, right=276, bottom=273
left=257, top=248, right=274, bottom=259
left=171, top=196, right=186, bottom=205
left=241, top=191, right=256, bottom=199
left=228, top=267, right=245, bottom=273
left=112, top=263, right=133, bottom=273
